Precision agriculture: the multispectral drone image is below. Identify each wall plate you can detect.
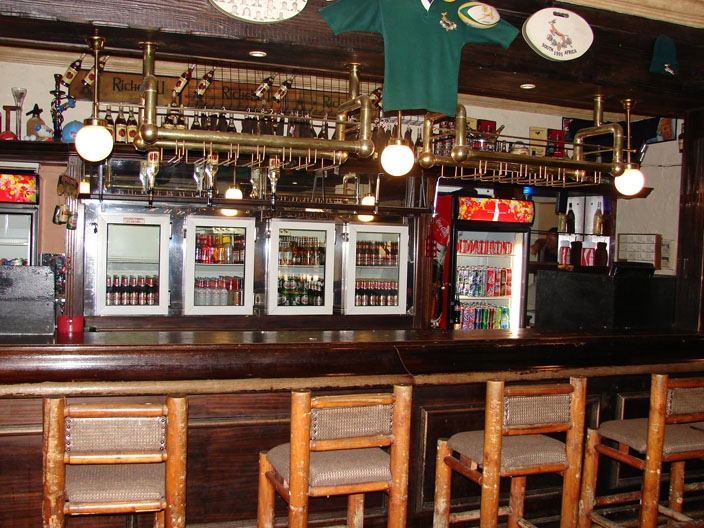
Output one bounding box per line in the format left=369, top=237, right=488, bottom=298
left=210, top=0, right=307, bottom=24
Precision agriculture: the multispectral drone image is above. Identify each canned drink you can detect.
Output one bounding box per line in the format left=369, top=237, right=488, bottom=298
left=487, top=267, right=496, bottom=297
left=52, top=205, right=62, bottom=225
left=66, top=211, right=78, bottom=230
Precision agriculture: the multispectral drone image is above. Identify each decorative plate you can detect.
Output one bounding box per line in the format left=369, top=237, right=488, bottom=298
left=457, top=2, right=501, bottom=29
left=209, top=0, right=307, bottom=24
left=522, top=7, right=593, bottom=61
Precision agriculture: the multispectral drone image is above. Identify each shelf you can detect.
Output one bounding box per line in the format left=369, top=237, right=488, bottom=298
left=459, top=295, right=512, bottom=301
left=457, top=253, right=515, bottom=258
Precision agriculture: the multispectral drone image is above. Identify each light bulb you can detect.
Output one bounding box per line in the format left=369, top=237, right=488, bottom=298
left=75, top=123, right=114, bottom=162
left=615, top=167, right=645, bottom=196
left=225, top=186, right=243, bottom=199
left=358, top=193, right=376, bottom=222
left=380, top=143, right=414, bottom=176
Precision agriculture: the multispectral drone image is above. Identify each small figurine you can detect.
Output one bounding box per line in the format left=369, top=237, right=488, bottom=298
left=24, top=104, right=53, bottom=141
left=50, top=73, right=76, bottom=142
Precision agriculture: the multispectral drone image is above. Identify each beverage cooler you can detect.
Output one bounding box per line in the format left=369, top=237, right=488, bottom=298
left=435, top=195, right=534, bottom=330
left=0, top=169, right=39, bottom=266
left=267, top=219, right=335, bottom=315
left=342, top=223, right=409, bottom=315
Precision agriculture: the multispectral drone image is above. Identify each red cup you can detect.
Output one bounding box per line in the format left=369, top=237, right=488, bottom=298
left=57, top=315, right=84, bottom=334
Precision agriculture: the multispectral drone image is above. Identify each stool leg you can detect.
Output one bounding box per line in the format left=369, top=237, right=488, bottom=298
left=433, top=439, right=452, bottom=528
left=640, top=374, right=668, bottom=528
left=508, top=476, right=526, bottom=528
left=578, top=429, right=601, bottom=528
left=347, top=493, right=364, bottom=528
left=257, top=452, right=276, bottom=528
left=669, top=461, right=686, bottom=515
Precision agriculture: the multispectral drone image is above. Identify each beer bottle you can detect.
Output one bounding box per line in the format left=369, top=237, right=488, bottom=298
left=253, top=75, right=274, bottom=99
left=369, top=86, right=383, bottom=109
left=82, top=55, right=110, bottom=89
left=115, top=106, right=127, bottom=143
left=105, top=275, right=114, bottom=306
left=126, top=107, right=138, bottom=142
left=195, top=67, right=216, bottom=97
left=119, top=275, right=129, bottom=306
left=272, top=77, right=294, bottom=102
left=592, top=201, right=603, bottom=235
left=566, top=203, right=576, bottom=234
left=61, top=54, right=86, bottom=87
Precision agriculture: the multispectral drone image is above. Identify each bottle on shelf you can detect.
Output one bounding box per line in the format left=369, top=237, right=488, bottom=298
left=126, top=107, right=138, bottom=142
left=61, top=54, right=86, bottom=87
left=557, top=212, right=567, bottom=233
left=592, top=201, right=603, bottom=235
left=678, top=122, right=685, bottom=153
left=82, top=54, right=110, bottom=89
left=566, top=203, right=576, bottom=234
left=114, top=106, right=127, bottom=143
left=272, top=77, right=294, bottom=102
left=104, top=105, right=115, bottom=140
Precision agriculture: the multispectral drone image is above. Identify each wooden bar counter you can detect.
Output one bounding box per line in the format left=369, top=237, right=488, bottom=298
left=1, top=328, right=703, bottom=527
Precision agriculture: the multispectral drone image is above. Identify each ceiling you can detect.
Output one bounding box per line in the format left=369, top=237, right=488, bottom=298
left=0, top=0, right=703, bottom=118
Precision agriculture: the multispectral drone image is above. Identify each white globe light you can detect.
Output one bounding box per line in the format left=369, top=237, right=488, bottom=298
left=380, top=143, right=414, bottom=176
left=225, top=186, right=243, bottom=199
left=615, top=167, right=645, bottom=196
left=358, top=194, right=376, bottom=222
left=75, top=124, right=114, bottom=162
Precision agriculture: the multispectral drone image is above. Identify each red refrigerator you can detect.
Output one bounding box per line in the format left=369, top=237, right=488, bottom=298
left=434, top=194, right=534, bottom=330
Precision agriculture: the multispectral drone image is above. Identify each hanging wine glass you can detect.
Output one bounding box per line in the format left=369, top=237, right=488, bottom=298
left=193, top=160, right=206, bottom=196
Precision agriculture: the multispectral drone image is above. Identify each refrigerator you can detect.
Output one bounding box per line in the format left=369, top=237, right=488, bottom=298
left=435, top=195, right=534, bottom=330
left=267, top=219, right=336, bottom=315
left=0, top=170, right=39, bottom=266
left=342, top=222, right=409, bottom=315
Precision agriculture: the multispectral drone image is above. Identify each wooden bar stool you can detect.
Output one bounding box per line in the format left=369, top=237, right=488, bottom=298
left=433, top=376, right=587, bottom=528
left=42, top=396, right=188, bottom=528
left=579, top=373, right=704, bottom=528
left=257, top=384, right=412, bottom=528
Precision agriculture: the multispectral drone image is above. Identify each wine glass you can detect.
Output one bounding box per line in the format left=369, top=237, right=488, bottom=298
left=11, top=87, right=27, bottom=138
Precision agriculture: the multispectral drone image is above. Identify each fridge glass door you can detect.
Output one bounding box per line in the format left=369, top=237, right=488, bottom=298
left=0, top=211, right=35, bottom=265
left=95, top=213, right=171, bottom=315
left=454, top=230, right=524, bottom=330
left=343, top=223, right=409, bottom=315
left=267, top=219, right=335, bottom=315
left=183, top=216, right=256, bottom=315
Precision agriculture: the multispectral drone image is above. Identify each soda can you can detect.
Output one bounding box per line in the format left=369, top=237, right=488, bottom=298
left=467, top=306, right=476, bottom=330
left=461, top=304, right=470, bottom=329
left=487, top=267, right=496, bottom=297
left=66, top=211, right=78, bottom=230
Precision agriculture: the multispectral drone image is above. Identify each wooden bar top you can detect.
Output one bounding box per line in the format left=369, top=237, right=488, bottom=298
left=0, top=329, right=702, bottom=393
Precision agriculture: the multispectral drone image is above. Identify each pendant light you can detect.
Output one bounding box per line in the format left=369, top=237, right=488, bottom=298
left=614, top=99, right=645, bottom=196
left=75, top=33, right=114, bottom=163
left=380, top=111, right=414, bottom=176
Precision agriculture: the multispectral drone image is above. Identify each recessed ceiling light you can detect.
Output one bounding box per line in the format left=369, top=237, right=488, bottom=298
left=249, top=50, right=267, bottom=58
left=520, top=83, right=536, bottom=90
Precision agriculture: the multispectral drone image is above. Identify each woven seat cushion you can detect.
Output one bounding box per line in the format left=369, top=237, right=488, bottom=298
left=599, top=418, right=704, bottom=455
left=447, top=430, right=566, bottom=471
left=66, top=463, right=165, bottom=503
left=266, top=443, right=391, bottom=488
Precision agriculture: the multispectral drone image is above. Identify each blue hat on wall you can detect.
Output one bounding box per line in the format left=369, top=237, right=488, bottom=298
left=650, top=35, right=679, bottom=76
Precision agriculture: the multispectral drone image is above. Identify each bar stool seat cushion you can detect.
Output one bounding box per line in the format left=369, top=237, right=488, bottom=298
left=447, top=430, right=566, bottom=471
left=266, top=443, right=391, bottom=488
left=599, top=417, right=704, bottom=455
left=65, top=464, right=166, bottom=502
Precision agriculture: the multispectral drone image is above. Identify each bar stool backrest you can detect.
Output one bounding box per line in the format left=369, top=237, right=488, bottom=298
left=667, top=380, right=704, bottom=422
left=309, top=397, right=394, bottom=442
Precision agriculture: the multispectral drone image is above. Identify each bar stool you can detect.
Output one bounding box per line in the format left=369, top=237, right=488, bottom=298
left=433, top=376, right=587, bottom=528
left=256, top=384, right=412, bottom=528
left=42, top=396, right=188, bottom=528
left=579, top=373, right=704, bottom=528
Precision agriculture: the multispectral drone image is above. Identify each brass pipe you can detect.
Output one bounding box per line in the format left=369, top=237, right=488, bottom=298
left=136, top=41, right=374, bottom=163
left=573, top=122, right=624, bottom=176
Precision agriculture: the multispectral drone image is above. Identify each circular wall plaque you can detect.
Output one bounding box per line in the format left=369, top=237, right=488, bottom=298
left=210, top=0, right=307, bottom=24
left=522, top=8, right=593, bottom=61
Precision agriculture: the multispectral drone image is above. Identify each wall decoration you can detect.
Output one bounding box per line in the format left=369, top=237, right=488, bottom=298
left=209, top=0, right=307, bottom=24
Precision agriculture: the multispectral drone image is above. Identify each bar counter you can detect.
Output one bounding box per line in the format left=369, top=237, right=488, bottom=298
left=1, top=328, right=703, bottom=527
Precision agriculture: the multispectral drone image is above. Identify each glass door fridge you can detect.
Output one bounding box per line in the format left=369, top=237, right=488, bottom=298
left=0, top=206, right=37, bottom=265
left=436, top=195, right=534, bottom=330
left=94, top=212, right=171, bottom=315
left=342, top=223, right=409, bottom=315
left=267, top=219, right=335, bottom=315
left=183, top=216, right=256, bottom=315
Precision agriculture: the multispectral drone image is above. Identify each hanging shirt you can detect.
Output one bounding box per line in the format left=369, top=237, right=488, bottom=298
left=319, top=0, right=519, bottom=116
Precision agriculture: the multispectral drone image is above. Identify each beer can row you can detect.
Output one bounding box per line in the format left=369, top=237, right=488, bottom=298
left=456, top=239, right=513, bottom=255
left=456, top=302, right=510, bottom=330
left=456, top=265, right=512, bottom=298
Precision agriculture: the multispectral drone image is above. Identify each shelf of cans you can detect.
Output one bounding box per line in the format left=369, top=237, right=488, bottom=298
left=105, top=274, right=159, bottom=306
left=193, top=276, right=244, bottom=306
left=456, top=265, right=512, bottom=298
left=455, top=302, right=511, bottom=330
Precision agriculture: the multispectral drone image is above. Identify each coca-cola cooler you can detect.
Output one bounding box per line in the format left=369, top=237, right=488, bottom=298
left=434, top=194, right=534, bottom=330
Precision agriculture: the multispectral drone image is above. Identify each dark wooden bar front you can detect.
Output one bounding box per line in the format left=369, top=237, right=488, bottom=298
left=1, top=329, right=703, bottom=527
